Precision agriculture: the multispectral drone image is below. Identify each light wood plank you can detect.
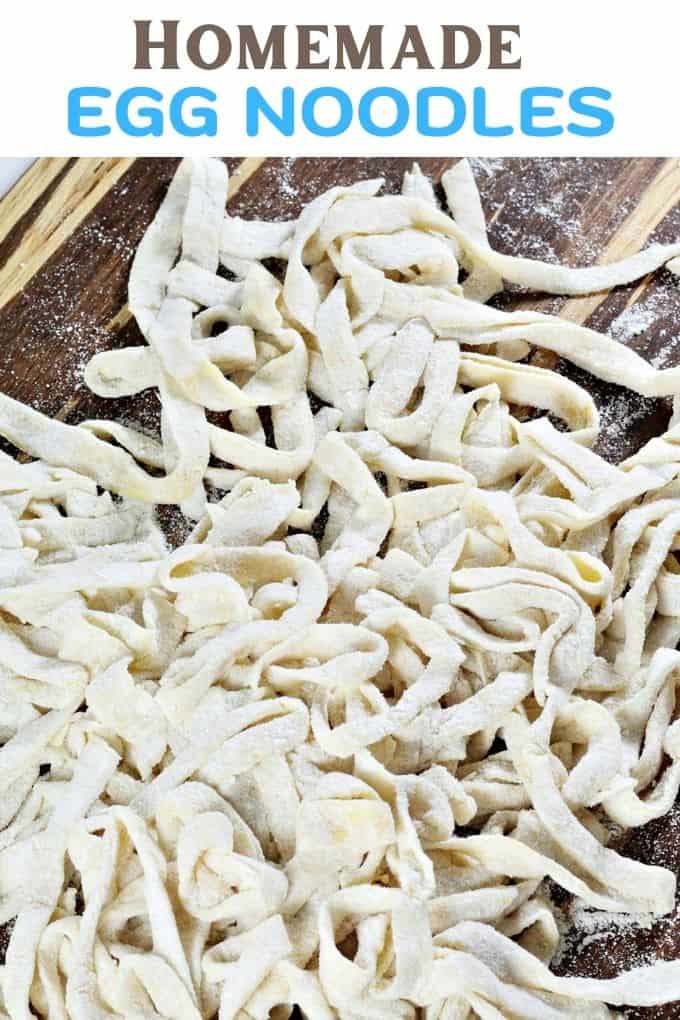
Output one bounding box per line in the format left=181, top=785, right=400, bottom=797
left=560, top=157, right=680, bottom=325
left=0, top=158, right=71, bottom=248
left=0, top=158, right=135, bottom=313
left=227, top=157, right=266, bottom=198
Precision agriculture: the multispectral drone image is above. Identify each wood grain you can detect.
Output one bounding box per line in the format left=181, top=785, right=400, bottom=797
left=0, top=159, right=137, bottom=313
left=1, top=156, right=680, bottom=1017
left=0, top=158, right=71, bottom=247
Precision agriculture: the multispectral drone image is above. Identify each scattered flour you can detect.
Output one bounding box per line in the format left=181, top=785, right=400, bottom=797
left=595, top=388, right=658, bottom=462
left=80, top=221, right=135, bottom=259
left=609, top=303, right=658, bottom=341
left=467, top=157, right=507, bottom=177
left=551, top=895, right=657, bottom=970
left=471, top=158, right=640, bottom=266
left=607, top=284, right=680, bottom=373
left=278, top=157, right=299, bottom=204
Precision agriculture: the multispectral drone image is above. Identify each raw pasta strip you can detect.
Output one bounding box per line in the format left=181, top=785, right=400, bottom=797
left=0, top=392, right=206, bottom=504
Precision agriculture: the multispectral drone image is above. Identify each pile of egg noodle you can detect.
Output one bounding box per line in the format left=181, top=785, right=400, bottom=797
left=4, top=158, right=680, bottom=1018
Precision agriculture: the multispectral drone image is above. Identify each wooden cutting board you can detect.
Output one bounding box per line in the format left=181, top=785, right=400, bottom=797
left=1, top=156, right=680, bottom=1017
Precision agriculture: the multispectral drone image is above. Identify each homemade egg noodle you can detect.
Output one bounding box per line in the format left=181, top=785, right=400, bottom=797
left=2, top=158, right=680, bottom=1017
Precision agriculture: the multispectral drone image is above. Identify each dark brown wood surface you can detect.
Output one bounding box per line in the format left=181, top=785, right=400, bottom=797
left=1, top=156, right=680, bottom=1016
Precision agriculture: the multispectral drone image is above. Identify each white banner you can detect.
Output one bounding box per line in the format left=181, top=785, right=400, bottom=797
left=0, top=0, right=676, bottom=155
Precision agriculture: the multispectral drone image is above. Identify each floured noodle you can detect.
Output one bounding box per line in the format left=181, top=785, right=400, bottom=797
left=1, top=157, right=680, bottom=1017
